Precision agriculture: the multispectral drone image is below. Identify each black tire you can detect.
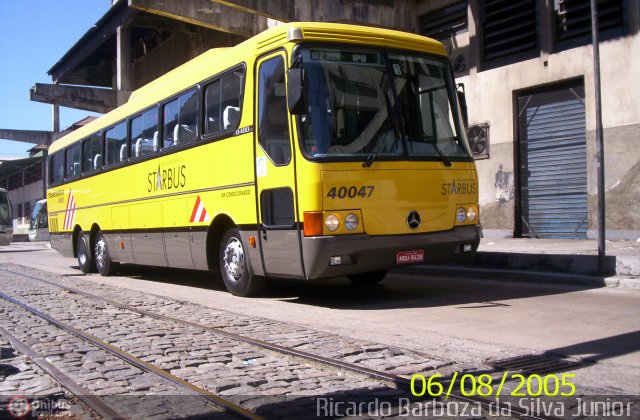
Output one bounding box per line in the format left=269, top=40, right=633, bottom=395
left=94, top=230, right=119, bottom=276
left=76, top=231, right=96, bottom=274
left=348, top=270, right=388, bottom=286
left=219, top=228, right=263, bottom=297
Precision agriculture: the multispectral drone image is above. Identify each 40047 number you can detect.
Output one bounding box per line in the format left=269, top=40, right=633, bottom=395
left=326, top=186, right=375, bottom=199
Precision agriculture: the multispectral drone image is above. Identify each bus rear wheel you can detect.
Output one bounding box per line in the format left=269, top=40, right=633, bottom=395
left=219, top=228, right=263, bottom=297
left=94, top=230, right=119, bottom=276
left=77, top=232, right=96, bottom=274
left=348, top=270, right=388, bottom=286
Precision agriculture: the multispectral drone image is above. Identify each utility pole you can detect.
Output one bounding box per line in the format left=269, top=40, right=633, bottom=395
left=591, top=0, right=606, bottom=274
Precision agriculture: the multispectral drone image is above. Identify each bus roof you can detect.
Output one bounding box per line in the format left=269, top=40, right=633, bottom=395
left=49, top=22, right=446, bottom=153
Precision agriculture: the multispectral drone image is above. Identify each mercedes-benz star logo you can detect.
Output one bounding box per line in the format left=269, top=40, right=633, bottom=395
left=407, top=211, right=422, bottom=230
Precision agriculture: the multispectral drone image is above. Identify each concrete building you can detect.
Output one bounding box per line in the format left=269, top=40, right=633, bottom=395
left=0, top=118, right=96, bottom=237
left=0, top=153, right=45, bottom=236
left=417, top=0, right=639, bottom=239
left=5, top=0, right=638, bottom=240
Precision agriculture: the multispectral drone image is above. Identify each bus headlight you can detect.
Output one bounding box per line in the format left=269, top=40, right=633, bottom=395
left=467, top=206, right=478, bottom=222
left=456, top=207, right=467, bottom=223
left=325, top=214, right=340, bottom=232
left=345, top=213, right=359, bottom=231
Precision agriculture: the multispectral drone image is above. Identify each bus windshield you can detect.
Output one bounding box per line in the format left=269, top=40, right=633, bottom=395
left=29, top=200, right=48, bottom=231
left=297, top=47, right=472, bottom=162
left=0, top=191, right=11, bottom=226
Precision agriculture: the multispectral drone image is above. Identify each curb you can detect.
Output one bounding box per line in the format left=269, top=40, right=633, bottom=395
left=398, top=265, right=633, bottom=289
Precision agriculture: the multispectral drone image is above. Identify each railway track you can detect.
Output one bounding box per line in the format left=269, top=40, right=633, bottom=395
left=0, top=266, right=556, bottom=419
left=0, top=291, right=260, bottom=419
left=0, top=325, right=125, bottom=419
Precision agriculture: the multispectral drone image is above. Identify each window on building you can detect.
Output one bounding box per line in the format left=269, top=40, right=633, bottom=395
left=420, top=1, right=468, bottom=41
left=65, top=143, right=82, bottom=179
left=163, top=89, right=198, bottom=148
left=204, top=69, right=245, bottom=136
left=131, top=107, right=158, bottom=158
left=82, top=133, right=104, bottom=173
left=105, top=121, right=128, bottom=166
left=481, top=0, right=538, bottom=64
left=554, top=0, right=627, bottom=50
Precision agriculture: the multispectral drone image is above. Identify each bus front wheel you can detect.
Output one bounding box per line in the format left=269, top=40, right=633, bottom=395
left=348, top=270, right=388, bottom=286
left=77, top=232, right=96, bottom=274
left=219, top=228, right=263, bottom=297
left=94, top=230, right=119, bottom=276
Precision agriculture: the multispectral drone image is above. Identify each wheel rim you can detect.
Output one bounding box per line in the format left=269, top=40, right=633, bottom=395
left=222, top=237, right=244, bottom=284
left=95, top=236, right=106, bottom=271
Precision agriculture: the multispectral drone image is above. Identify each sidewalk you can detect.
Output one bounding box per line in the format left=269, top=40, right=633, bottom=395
left=476, top=237, right=640, bottom=276
left=407, top=238, right=640, bottom=289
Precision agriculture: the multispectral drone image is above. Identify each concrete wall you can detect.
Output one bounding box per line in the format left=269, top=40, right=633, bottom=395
left=130, top=28, right=242, bottom=88
left=468, top=36, right=639, bottom=238
left=416, top=0, right=640, bottom=239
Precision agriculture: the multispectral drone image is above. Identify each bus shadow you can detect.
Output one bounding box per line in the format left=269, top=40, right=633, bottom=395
left=258, top=271, right=603, bottom=311
left=108, top=263, right=605, bottom=311
left=114, top=264, right=227, bottom=291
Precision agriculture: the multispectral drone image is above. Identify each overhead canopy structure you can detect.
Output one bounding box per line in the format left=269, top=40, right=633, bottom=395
left=0, top=155, right=44, bottom=191
left=41, top=0, right=413, bottom=112
left=2, top=0, right=413, bottom=148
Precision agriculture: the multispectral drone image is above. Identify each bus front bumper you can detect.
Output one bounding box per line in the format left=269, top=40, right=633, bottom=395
left=301, top=225, right=481, bottom=279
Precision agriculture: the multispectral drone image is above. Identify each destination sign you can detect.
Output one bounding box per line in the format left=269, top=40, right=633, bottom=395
left=310, top=50, right=381, bottom=64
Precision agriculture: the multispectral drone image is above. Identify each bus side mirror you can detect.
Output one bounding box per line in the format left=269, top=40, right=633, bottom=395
left=456, top=83, right=469, bottom=129
left=287, top=68, right=307, bottom=115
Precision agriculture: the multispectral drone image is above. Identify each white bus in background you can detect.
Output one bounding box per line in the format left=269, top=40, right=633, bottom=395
left=0, top=188, right=13, bottom=245
left=29, top=199, right=50, bottom=242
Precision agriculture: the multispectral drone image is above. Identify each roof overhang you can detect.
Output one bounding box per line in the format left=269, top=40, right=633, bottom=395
left=48, top=1, right=135, bottom=86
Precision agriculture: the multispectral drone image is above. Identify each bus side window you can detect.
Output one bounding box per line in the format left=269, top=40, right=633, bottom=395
left=65, top=143, right=82, bottom=179
left=258, top=55, right=291, bottom=166
left=82, top=133, right=103, bottom=173
left=163, top=88, right=197, bottom=148
left=204, top=80, right=221, bottom=134
left=130, top=108, right=158, bottom=158
left=204, top=69, right=244, bottom=137
left=105, top=122, right=127, bottom=166
left=49, top=152, right=64, bottom=184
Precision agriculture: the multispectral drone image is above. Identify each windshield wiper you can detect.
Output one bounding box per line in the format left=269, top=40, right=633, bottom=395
left=430, top=142, right=453, bottom=167
left=362, top=120, right=395, bottom=168
left=408, top=135, right=453, bottom=167
left=363, top=151, right=377, bottom=168
left=362, top=129, right=397, bottom=168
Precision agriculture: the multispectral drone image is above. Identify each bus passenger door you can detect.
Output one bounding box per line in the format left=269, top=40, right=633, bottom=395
left=255, top=52, right=304, bottom=278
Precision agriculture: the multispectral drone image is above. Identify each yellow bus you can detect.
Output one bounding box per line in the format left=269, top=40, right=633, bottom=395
left=47, top=22, right=480, bottom=296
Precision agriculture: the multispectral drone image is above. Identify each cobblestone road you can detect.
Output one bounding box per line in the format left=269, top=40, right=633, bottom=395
left=0, top=264, right=461, bottom=418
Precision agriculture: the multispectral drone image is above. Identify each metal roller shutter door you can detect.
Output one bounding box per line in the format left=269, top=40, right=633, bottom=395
left=518, top=85, right=588, bottom=239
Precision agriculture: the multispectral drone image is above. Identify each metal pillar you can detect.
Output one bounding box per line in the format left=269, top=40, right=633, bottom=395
left=591, top=0, right=606, bottom=274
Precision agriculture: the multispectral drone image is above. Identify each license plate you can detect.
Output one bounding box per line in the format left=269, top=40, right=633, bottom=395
left=396, top=249, right=425, bottom=265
